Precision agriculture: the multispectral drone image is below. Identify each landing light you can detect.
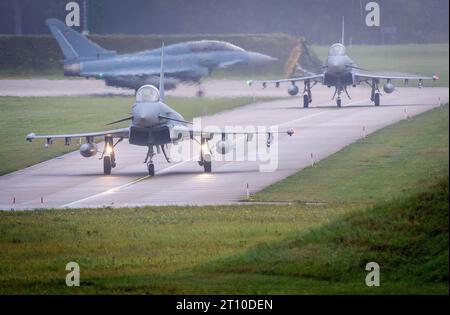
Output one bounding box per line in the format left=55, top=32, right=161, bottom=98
left=105, top=145, right=113, bottom=155
left=201, top=144, right=209, bottom=152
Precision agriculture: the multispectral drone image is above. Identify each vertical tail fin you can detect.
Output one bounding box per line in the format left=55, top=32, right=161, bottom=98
left=46, top=18, right=114, bottom=61
left=341, top=16, right=345, bottom=45
left=159, top=42, right=165, bottom=102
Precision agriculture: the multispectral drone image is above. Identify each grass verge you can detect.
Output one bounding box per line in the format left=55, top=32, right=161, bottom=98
left=202, top=176, right=449, bottom=294
left=255, top=105, right=449, bottom=204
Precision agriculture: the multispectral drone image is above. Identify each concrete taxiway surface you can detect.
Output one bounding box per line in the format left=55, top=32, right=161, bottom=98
left=0, top=86, right=447, bottom=209
left=0, top=79, right=288, bottom=98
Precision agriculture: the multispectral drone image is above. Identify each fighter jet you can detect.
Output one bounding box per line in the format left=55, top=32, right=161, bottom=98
left=26, top=44, right=294, bottom=176
left=248, top=18, right=439, bottom=108
left=46, top=18, right=276, bottom=93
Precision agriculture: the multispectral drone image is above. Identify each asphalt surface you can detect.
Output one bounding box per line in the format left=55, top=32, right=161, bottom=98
left=0, top=79, right=288, bottom=98
left=0, top=86, right=447, bottom=210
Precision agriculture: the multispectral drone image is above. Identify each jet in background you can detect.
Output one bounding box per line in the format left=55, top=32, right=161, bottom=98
left=248, top=18, right=439, bottom=107
left=26, top=44, right=294, bottom=176
left=46, top=18, right=276, bottom=94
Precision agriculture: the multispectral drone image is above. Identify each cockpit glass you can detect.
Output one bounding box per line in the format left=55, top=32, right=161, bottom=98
left=189, top=40, right=245, bottom=53
left=135, top=85, right=160, bottom=102
left=329, top=44, right=346, bottom=56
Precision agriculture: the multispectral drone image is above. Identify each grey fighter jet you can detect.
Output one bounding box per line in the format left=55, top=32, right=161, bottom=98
left=26, top=45, right=294, bottom=176
left=46, top=18, right=276, bottom=93
left=248, top=18, right=439, bottom=108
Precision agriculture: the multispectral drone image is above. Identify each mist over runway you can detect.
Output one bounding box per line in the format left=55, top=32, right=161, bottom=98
left=0, top=86, right=447, bottom=210
left=0, top=79, right=289, bottom=98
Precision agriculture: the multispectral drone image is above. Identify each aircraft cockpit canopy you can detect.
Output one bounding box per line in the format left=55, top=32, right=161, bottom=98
left=135, top=85, right=160, bottom=103
left=189, top=40, right=245, bottom=53
left=329, top=44, right=346, bottom=56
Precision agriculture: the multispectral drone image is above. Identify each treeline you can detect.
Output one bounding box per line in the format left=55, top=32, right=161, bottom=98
left=0, top=0, right=448, bottom=44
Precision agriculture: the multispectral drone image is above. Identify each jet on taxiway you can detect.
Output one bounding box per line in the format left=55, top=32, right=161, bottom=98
left=46, top=18, right=276, bottom=93
left=26, top=44, right=294, bottom=176
left=248, top=17, right=439, bottom=107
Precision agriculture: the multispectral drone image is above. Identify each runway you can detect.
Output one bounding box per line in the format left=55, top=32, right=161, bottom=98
left=0, top=86, right=447, bottom=210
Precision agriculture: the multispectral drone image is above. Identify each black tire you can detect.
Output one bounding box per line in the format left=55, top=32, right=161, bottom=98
left=303, top=94, right=309, bottom=108
left=374, top=93, right=380, bottom=106
left=204, top=161, right=212, bottom=173
left=147, top=163, right=155, bottom=176
left=103, top=156, right=112, bottom=175
left=337, top=99, right=342, bottom=108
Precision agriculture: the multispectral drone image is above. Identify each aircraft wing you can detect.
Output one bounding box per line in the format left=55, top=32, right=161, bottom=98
left=171, top=125, right=295, bottom=142
left=247, top=74, right=324, bottom=88
left=354, top=71, right=439, bottom=83
left=26, top=128, right=130, bottom=143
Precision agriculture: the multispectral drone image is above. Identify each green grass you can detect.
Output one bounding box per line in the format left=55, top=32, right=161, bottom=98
left=0, top=105, right=447, bottom=294
left=310, top=44, right=449, bottom=87
left=203, top=177, right=449, bottom=294
left=0, top=204, right=351, bottom=294
left=0, top=96, right=270, bottom=176
left=255, top=105, right=449, bottom=204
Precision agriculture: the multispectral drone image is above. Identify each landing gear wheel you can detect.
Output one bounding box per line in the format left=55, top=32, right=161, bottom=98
left=337, top=98, right=342, bottom=108
left=303, top=94, right=309, bottom=108
left=147, top=163, right=155, bottom=176
left=103, top=156, right=112, bottom=175
left=204, top=161, right=212, bottom=173
left=374, top=93, right=380, bottom=106
left=203, top=154, right=212, bottom=173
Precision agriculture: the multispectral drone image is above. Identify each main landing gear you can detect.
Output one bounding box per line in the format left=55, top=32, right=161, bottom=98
left=302, top=80, right=316, bottom=108
left=101, top=136, right=122, bottom=175
left=198, top=137, right=212, bottom=173
left=370, top=79, right=381, bottom=106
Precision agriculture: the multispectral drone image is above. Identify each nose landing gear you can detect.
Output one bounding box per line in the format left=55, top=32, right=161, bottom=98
left=144, top=145, right=155, bottom=176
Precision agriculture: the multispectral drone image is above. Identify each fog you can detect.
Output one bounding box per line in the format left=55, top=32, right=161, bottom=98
left=0, top=0, right=448, bottom=44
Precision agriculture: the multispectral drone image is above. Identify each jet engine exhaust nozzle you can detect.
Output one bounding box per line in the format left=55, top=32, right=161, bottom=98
left=63, top=62, right=81, bottom=76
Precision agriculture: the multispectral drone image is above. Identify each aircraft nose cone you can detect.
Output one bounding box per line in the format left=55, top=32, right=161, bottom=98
left=132, top=103, right=160, bottom=127
left=248, top=52, right=278, bottom=65
left=328, top=59, right=346, bottom=73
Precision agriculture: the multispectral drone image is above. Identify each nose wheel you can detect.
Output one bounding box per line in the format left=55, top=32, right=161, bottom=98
left=144, top=146, right=156, bottom=176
